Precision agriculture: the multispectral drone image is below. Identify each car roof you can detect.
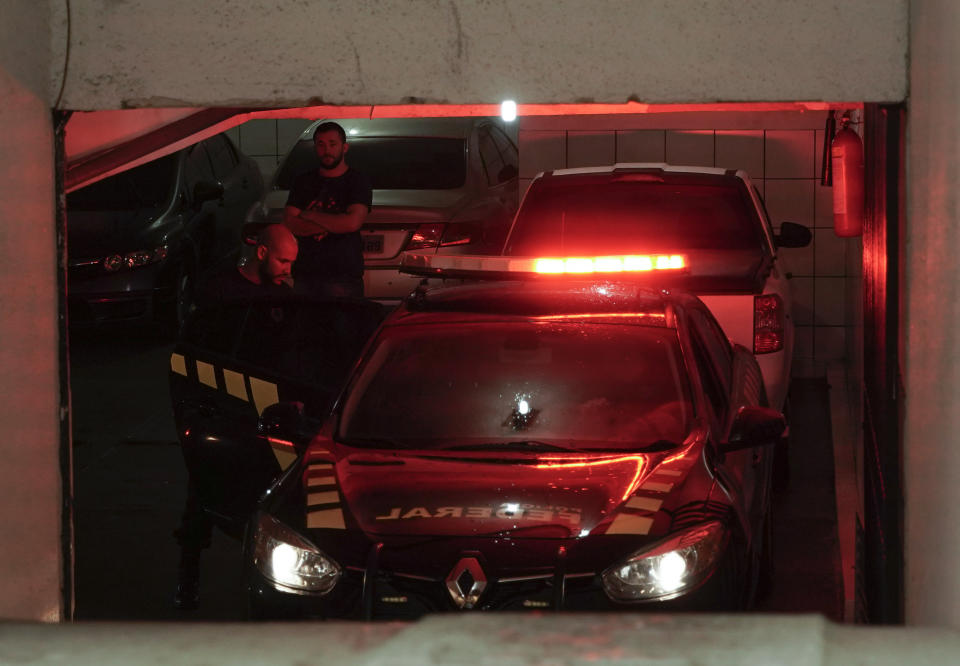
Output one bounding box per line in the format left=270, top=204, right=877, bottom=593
left=393, top=279, right=704, bottom=326
left=298, top=117, right=487, bottom=140
left=534, top=162, right=752, bottom=182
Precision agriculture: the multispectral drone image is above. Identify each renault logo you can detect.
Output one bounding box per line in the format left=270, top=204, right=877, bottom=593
left=445, top=557, right=487, bottom=609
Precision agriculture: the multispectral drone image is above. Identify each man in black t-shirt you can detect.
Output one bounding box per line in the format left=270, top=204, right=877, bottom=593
left=283, top=121, right=373, bottom=298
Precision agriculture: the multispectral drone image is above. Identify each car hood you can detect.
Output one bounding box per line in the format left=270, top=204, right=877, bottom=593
left=305, top=443, right=702, bottom=539
left=67, top=208, right=171, bottom=259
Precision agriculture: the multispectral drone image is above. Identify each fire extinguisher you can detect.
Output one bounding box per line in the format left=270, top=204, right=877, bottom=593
left=830, top=113, right=864, bottom=237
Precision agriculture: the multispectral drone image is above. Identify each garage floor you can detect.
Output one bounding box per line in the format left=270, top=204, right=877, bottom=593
left=70, top=330, right=844, bottom=621
left=755, top=378, right=844, bottom=620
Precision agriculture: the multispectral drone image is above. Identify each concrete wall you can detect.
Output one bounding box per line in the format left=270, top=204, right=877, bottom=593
left=56, top=0, right=907, bottom=109
left=0, top=1, right=62, bottom=621
left=904, top=0, right=960, bottom=627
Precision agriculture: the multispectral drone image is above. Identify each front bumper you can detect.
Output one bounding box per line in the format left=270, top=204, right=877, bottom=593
left=67, top=262, right=169, bottom=325
left=245, top=540, right=747, bottom=620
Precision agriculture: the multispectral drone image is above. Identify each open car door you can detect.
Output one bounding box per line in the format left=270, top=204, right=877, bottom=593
left=169, top=295, right=386, bottom=537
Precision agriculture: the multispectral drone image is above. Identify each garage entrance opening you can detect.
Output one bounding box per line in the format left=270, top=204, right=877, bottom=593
left=65, top=101, right=902, bottom=623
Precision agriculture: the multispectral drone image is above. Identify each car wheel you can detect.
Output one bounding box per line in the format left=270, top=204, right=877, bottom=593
left=755, top=500, right=775, bottom=602
left=158, top=256, right=196, bottom=337
left=707, top=531, right=751, bottom=611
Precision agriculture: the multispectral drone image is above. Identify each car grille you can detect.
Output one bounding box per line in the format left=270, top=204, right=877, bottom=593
left=355, top=569, right=601, bottom=619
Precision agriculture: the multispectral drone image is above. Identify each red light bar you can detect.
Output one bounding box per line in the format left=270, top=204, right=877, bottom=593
left=399, top=253, right=688, bottom=278
left=534, top=255, right=685, bottom=274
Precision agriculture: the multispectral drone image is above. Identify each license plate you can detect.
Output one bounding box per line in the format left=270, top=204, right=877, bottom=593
left=362, top=234, right=384, bottom=254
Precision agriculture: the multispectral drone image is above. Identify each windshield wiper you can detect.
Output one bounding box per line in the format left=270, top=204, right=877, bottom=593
left=441, top=441, right=580, bottom=452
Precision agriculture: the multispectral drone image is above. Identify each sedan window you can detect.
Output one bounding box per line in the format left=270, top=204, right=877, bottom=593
left=339, top=321, right=693, bottom=450
left=276, top=137, right=467, bottom=190
left=478, top=127, right=507, bottom=186
left=205, top=134, right=239, bottom=181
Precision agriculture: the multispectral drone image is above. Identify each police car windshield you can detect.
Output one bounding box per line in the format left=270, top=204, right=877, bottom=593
left=338, top=321, right=694, bottom=451
left=276, top=137, right=467, bottom=190
left=504, top=173, right=764, bottom=255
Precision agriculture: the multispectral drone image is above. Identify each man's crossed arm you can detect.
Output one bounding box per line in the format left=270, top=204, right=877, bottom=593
left=283, top=203, right=368, bottom=237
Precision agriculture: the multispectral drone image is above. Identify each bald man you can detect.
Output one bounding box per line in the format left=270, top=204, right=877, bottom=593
left=240, top=223, right=299, bottom=287
left=174, top=224, right=298, bottom=609
left=195, top=223, right=299, bottom=307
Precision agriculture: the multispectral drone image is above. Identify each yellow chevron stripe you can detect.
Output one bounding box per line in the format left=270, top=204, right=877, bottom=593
left=196, top=361, right=217, bottom=389
left=223, top=369, right=248, bottom=401
left=170, top=353, right=187, bottom=376
left=307, top=463, right=334, bottom=471
left=606, top=513, right=654, bottom=535
left=655, top=469, right=683, bottom=477
left=639, top=480, right=674, bottom=493
left=626, top=496, right=663, bottom=512
left=249, top=376, right=279, bottom=415
left=272, top=448, right=298, bottom=470
left=307, top=490, right=340, bottom=505
left=306, top=508, right=346, bottom=530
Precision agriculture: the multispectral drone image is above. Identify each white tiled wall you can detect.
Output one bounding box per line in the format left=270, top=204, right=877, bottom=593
left=229, top=118, right=315, bottom=184
left=232, top=111, right=861, bottom=377
left=517, top=111, right=862, bottom=377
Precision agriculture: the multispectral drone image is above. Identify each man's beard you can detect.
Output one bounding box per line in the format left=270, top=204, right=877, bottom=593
left=259, top=262, right=287, bottom=286
left=320, top=151, right=344, bottom=169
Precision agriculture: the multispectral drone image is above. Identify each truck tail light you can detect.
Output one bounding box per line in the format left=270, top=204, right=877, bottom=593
left=405, top=224, right=445, bottom=251
left=439, top=222, right=476, bottom=247
left=754, top=293, right=784, bottom=354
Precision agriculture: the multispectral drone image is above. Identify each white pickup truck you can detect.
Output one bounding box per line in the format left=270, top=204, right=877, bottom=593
left=499, top=163, right=811, bottom=415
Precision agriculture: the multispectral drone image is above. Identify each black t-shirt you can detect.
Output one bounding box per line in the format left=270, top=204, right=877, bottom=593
left=286, top=168, right=373, bottom=280
left=195, top=266, right=293, bottom=308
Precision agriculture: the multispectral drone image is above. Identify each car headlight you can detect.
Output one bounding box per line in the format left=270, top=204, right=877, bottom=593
left=601, top=520, right=728, bottom=602
left=102, top=244, right=168, bottom=272
left=252, top=512, right=341, bottom=595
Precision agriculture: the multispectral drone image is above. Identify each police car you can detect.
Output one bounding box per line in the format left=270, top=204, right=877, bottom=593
left=237, top=254, right=785, bottom=619
left=499, top=164, right=811, bottom=415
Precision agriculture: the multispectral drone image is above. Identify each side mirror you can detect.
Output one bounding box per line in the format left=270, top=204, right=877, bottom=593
left=193, top=180, right=225, bottom=205
left=259, top=401, right=306, bottom=452
left=775, top=221, right=812, bottom=248
left=719, top=405, right=785, bottom=454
